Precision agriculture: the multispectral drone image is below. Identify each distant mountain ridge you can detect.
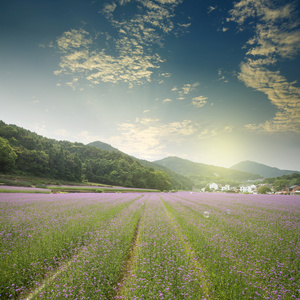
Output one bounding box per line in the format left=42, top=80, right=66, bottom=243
left=230, top=160, right=300, bottom=178
left=153, top=156, right=261, bottom=181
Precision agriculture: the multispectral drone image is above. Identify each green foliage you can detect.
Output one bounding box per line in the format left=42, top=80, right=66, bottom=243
left=0, top=137, right=17, bottom=172
left=273, top=179, right=289, bottom=191
left=139, top=159, right=193, bottom=190
left=258, top=186, right=272, bottom=194
left=0, top=121, right=174, bottom=191
left=154, top=156, right=262, bottom=182
left=262, top=173, right=300, bottom=191
left=205, top=185, right=211, bottom=192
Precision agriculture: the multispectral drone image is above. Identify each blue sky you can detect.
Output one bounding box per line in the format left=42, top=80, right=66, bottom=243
left=1, top=0, right=300, bottom=170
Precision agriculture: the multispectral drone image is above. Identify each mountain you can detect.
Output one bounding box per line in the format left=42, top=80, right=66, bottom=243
left=88, top=141, right=121, bottom=153
left=0, top=121, right=174, bottom=191
left=230, top=160, right=300, bottom=178
left=138, top=159, right=193, bottom=191
left=88, top=141, right=193, bottom=190
left=154, top=156, right=261, bottom=183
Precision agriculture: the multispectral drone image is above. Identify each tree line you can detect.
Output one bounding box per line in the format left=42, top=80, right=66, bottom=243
left=0, top=121, right=174, bottom=191
left=262, top=173, right=300, bottom=191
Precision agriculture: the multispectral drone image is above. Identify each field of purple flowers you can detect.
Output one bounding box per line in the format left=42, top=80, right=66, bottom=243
left=0, top=192, right=299, bottom=299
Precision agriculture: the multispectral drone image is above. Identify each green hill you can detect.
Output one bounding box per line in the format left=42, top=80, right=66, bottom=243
left=87, top=141, right=122, bottom=153
left=87, top=141, right=193, bottom=191
left=0, top=121, right=174, bottom=191
left=154, top=156, right=262, bottom=188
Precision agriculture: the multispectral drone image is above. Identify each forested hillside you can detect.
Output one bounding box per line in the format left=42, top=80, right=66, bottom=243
left=154, top=156, right=262, bottom=181
left=0, top=121, right=175, bottom=191
left=87, top=142, right=193, bottom=191
left=262, top=173, right=300, bottom=191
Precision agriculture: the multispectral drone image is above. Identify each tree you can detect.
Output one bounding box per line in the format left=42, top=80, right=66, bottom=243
left=0, top=137, right=17, bottom=172
left=258, top=186, right=272, bottom=194
left=273, top=179, right=289, bottom=191
left=153, top=171, right=172, bottom=191
left=205, top=186, right=211, bottom=192
left=16, top=149, right=49, bottom=176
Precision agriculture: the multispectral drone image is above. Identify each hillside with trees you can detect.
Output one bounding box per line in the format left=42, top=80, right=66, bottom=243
left=0, top=121, right=176, bottom=191
left=87, top=142, right=193, bottom=191
left=261, top=173, right=300, bottom=191
left=154, top=156, right=262, bottom=188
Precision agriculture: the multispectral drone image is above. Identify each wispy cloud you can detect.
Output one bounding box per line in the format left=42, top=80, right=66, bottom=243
left=109, top=117, right=234, bottom=158
left=110, top=117, right=199, bottom=158
left=208, top=6, right=216, bottom=14
left=163, top=98, right=173, bottom=103
left=52, top=0, right=184, bottom=88
left=56, top=29, right=93, bottom=52
left=192, top=96, right=207, bottom=108
left=228, top=0, right=300, bottom=132
left=172, top=82, right=200, bottom=99
left=217, top=68, right=229, bottom=83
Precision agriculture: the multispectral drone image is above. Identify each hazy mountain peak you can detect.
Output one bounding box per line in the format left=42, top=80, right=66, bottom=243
left=230, top=160, right=300, bottom=178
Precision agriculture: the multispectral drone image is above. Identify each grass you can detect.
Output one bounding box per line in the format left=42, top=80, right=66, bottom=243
left=47, top=186, right=160, bottom=193
left=0, top=189, right=51, bottom=194
left=1, top=192, right=299, bottom=299
left=0, top=174, right=160, bottom=193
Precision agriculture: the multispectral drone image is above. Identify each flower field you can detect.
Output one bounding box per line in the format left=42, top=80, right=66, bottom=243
left=1, top=192, right=299, bottom=299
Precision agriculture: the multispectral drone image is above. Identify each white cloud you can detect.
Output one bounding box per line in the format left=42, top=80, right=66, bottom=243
left=66, top=78, right=79, bottom=90
left=101, top=3, right=117, bottom=15
left=181, top=82, right=200, bottom=95
left=192, top=96, right=207, bottom=107
left=228, top=0, right=300, bottom=133
left=52, top=0, right=184, bottom=88
left=155, top=0, right=180, bottom=4
left=240, top=59, right=300, bottom=132
left=160, top=72, right=171, bottom=78
left=172, top=82, right=200, bottom=99
left=110, top=117, right=199, bottom=158
left=198, top=129, right=217, bottom=139
left=217, top=68, right=229, bottom=83
left=163, top=98, right=172, bottom=103
left=178, top=23, right=191, bottom=28
left=56, top=29, right=92, bottom=52
left=208, top=6, right=216, bottom=14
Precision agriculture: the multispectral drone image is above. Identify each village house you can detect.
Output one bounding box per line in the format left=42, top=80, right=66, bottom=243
left=280, top=185, right=300, bottom=195
left=209, top=183, right=218, bottom=191
left=239, top=184, right=257, bottom=194
left=221, top=184, right=230, bottom=191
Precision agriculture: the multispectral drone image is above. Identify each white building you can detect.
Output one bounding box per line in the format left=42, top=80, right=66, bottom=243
left=221, top=184, right=230, bottom=191
left=240, top=185, right=256, bottom=193
left=209, top=183, right=218, bottom=190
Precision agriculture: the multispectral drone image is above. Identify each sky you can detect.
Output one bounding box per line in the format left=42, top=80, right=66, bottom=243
left=1, top=0, right=300, bottom=171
